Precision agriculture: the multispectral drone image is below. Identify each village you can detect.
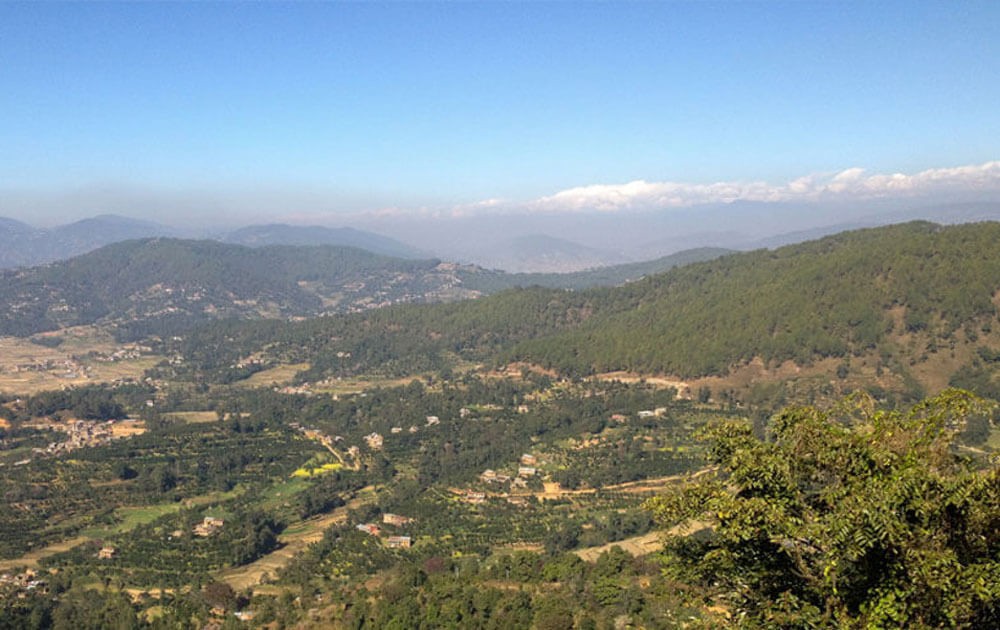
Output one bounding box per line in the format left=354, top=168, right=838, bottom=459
left=0, top=569, right=49, bottom=600
left=29, top=417, right=145, bottom=457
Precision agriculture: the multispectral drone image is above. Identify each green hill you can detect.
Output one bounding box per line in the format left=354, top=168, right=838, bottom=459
left=0, top=238, right=471, bottom=339
left=513, top=221, right=1000, bottom=376
left=167, top=222, right=1000, bottom=399
left=0, top=239, right=730, bottom=341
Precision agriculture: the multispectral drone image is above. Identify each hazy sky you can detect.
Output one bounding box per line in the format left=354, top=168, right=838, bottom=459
left=1, top=1, right=998, bottom=225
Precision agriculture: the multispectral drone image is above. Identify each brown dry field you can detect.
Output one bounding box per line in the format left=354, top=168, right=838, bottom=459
left=0, top=327, right=159, bottom=395
left=110, top=420, right=147, bottom=438
left=574, top=531, right=663, bottom=562
left=163, top=411, right=219, bottom=424
left=0, top=536, right=90, bottom=572
left=531, top=470, right=709, bottom=502
left=233, top=363, right=310, bottom=388
left=574, top=519, right=711, bottom=562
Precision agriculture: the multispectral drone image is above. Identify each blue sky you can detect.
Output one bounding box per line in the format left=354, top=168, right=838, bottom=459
left=1, top=1, right=998, bottom=222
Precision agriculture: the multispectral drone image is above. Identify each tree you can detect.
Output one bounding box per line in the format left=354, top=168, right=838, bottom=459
left=646, top=389, right=1000, bottom=628
left=202, top=581, right=236, bottom=611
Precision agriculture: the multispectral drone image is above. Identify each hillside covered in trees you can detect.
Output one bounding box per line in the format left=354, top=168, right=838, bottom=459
left=164, top=222, right=1000, bottom=402
left=0, top=238, right=477, bottom=339
left=0, top=237, right=732, bottom=343
left=513, top=220, right=1000, bottom=376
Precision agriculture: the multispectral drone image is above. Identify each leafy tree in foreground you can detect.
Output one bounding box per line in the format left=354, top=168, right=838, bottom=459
left=646, top=389, right=1000, bottom=628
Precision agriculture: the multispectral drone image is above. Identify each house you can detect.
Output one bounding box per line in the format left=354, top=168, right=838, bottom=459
left=356, top=523, right=381, bottom=536
left=386, top=535, right=412, bottom=549
left=518, top=466, right=536, bottom=478
left=382, top=513, right=413, bottom=527
left=465, top=491, right=487, bottom=504
left=390, top=427, right=403, bottom=434
left=426, top=415, right=441, bottom=426
left=364, top=432, right=384, bottom=449
left=194, top=516, right=225, bottom=537
left=480, top=469, right=498, bottom=482
left=506, top=496, right=530, bottom=507
left=97, top=546, right=116, bottom=560
left=610, top=413, right=628, bottom=423
left=520, top=453, right=538, bottom=466
left=637, top=410, right=656, bottom=419
left=654, top=407, right=668, bottom=417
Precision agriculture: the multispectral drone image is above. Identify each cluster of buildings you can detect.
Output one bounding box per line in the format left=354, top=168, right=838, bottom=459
left=478, top=453, right=539, bottom=488
left=355, top=513, right=414, bottom=549
left=6, top=357, right=90, bottom=380
left=466, top=453, right=543, bottom=506
left=33, top=419, right=135, bottom=456
left=636, top=407, right=669, bottom=419
left=276, top=385, right=311, bottom=396
left=366, top=413, right=445, bottom=449
left=194, top=516, right=225, bottom=537
left=92, top=346, right=146, bottom=362
left=0, top=569, right=48, bottom=597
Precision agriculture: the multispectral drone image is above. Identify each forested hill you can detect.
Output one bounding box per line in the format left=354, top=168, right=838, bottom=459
left=0, top=238, right=736, bottom=341
left=0, top=238, right=477, bottom=338
left=512, top=220, right=1000, bottom=376
left=171, top=222, right=1000, bottom=391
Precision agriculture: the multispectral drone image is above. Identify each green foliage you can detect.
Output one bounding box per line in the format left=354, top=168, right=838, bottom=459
left=24, top=385, right=126, bottom=420
left=515, top=222, right=1000, bottom=376
left=646, top=389, right=1000, bottom=628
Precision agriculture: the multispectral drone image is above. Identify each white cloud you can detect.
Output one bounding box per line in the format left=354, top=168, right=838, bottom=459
left=504, top=160, right=1000, bottom=214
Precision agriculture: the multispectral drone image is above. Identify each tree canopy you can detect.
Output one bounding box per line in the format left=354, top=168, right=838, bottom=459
left=646, top=389, right=1000, bottom=628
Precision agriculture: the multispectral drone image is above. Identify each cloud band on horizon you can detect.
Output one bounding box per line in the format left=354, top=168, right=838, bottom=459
left=496, top=160, right=1000, bottom=215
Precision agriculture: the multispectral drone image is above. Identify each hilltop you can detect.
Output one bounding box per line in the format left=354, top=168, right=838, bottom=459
left=221, top=223, right=427, bottom=259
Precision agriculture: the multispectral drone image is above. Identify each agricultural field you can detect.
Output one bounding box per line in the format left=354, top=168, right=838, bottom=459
left=0, top=327, right=159, bottom=394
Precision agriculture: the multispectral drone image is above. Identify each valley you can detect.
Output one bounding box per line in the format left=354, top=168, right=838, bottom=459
left=0, top=221, right=998, bottom=628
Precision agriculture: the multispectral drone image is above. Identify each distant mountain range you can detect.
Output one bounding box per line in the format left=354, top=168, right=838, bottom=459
left=2, top=199, right=997, bottom=273
left=354, top=200, right=1000, bottom=270
left=220, top=223, right=427, bottom=259
left=0, top=215, right=425, bottom=270
left=0, top=215, right=176, bottom=268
